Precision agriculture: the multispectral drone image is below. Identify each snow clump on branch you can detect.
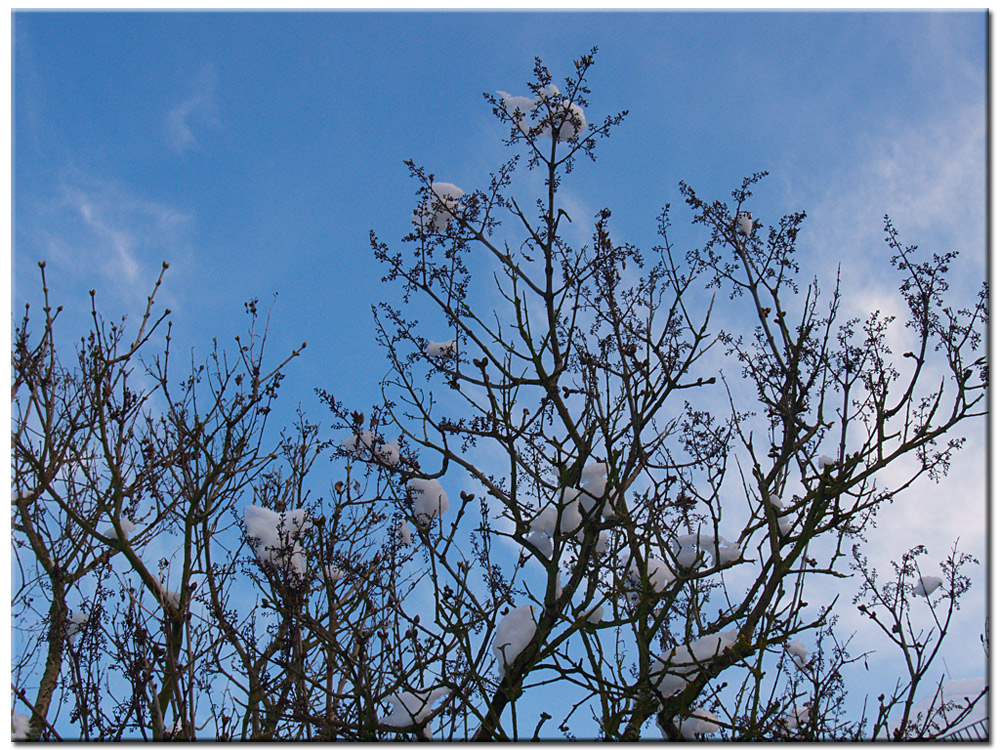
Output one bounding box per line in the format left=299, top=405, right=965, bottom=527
left=672, top=538, right=704, bottom=569
left=497, top=90, right=535, bottom=132
left=913, top=575, right=943, bottom=597
left=493, top=605, right=537, bottom=675
left=425, top=340, right=457, bottom=358
left=157, top=583, right=181, bottom=609
left=530, top=506, right=558, bottom=536
left=412, top=182, right=464, bottom=232
left=622, top=552, right=676, bottom=605
left=785, top=639, right=810, bottom=669
left=674, top=532, right=742, bottom=565
left=652, top=630, right=739, bottom=697
left=777, top=509, right=797, bottom=536
left=341, top=430, right=401, bottom=466
left=377, top=439, right=401, bottom=465
left=103, top=517, right=135, bottom=542
left=340, top=429, right=375, bottom=453
left=782, top=703, right=813, bottom=731
left=324, top=564, right=346, bottom=583
left=578, top=461, right=613, bottom=518
left=379, top=686, right=451, bottom=737
left=678, top=708, right=721, bottom=739
left=525, top=530, right=553, bottom=558
left=498, top=84, right=586, bottom=142
left=397, top=519, right=413, bottom=546
left=66, top=611, right=88, bottom=643
left=407, top=478, right=449, bottom=526
left=554, top=489, right=583, bottom=533
left=531, top=488, right=583, bottom=538
left=527, top=461, right=610, bottom=557
left=736, top=211, right=754, bottom=236
left=243, top=505, right=310, bottom=576
left=12, top=712, right=30, bottom=740
left=595, top=530, right=609, bottom=555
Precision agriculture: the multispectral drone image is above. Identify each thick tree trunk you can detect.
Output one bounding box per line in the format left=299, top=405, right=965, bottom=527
left=31, top=578, right=68, bottom=740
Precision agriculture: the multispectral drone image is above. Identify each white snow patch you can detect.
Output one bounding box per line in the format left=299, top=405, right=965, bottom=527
left=524, top=530, right=553, bottom=559
left=103, top=517, right=136, bottom=542
left=493, top=605, right=536, bottom=674
left=531, top=487, right=584, bottom=539
left=397, top=520, right=412, bottom=547
left=413, top=182, right=464, bottom=232
left=157, top=583, right=181, bottom=609
left=66, top=611, right=88, bottom=643
left=497, top=90, right=536, bottom=134
left=342, top=431, right=401, bottom=466
left=379, top=686, right=451, bottom=728
left=624, top=554, right=675, bottom=594
left=543, top=99, right=586, bottom=142
left=676, top=532, right=742, bottom=565
left=783, top=703, right=812, bottom=731
left=653, top=630, right=739, bottom=697
left=578, top=462, right=608, bottom=514
left=712, top=537, right=742, bottom=564
left=324, top=564, right=346, bottom=583
left=425, top=340, right=457, bottom=358
left=594, top=531, right=609, bottom=556
left=243, top=505, right=310, bottom=576
left=679, top=708, right=721, bottom=739
left=539, top=487, right=583, bottom=535
left=12, top=712, right=30, bottom=740
left=785, top=639, right=810, bottom=668
left=376, top=438, right=401, bottom=466
left=672, top=542, right=702, bottom=569
left=341, top=429, right=375, bottom=453
left=530, top=506, right=558, bottom=537
left=408, top=478, right=450, bottom=525
left=555, top=489, right=583, bottom=534
left=914, top=575, right=943, bottom=597
left=498, top=85, right=586, bottom=141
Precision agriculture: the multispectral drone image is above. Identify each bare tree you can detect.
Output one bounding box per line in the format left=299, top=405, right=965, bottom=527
left=325, top=50, right=986, bottom=740
left=13, top=263, right=305, bottom=739
left=12, top=51, right=986, bottom=740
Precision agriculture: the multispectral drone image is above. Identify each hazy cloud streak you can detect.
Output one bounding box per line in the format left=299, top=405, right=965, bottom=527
left=166, top=63, right=222, bottom=154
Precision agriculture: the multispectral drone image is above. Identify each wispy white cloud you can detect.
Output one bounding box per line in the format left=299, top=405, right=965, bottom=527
left=166, top=63, right=221, bottom=154
left=39, top=174, right=194, bottom=308
left=787, top=74, right=987, bottom=690
left=803, top=88, right=986, bottom=517
left=64, top=186, right=143, bottom=285
left=803, top=102, right=985, bottom=312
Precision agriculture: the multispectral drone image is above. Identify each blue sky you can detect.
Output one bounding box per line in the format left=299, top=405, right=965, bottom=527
left=12, top=10, right=988, bottom=732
